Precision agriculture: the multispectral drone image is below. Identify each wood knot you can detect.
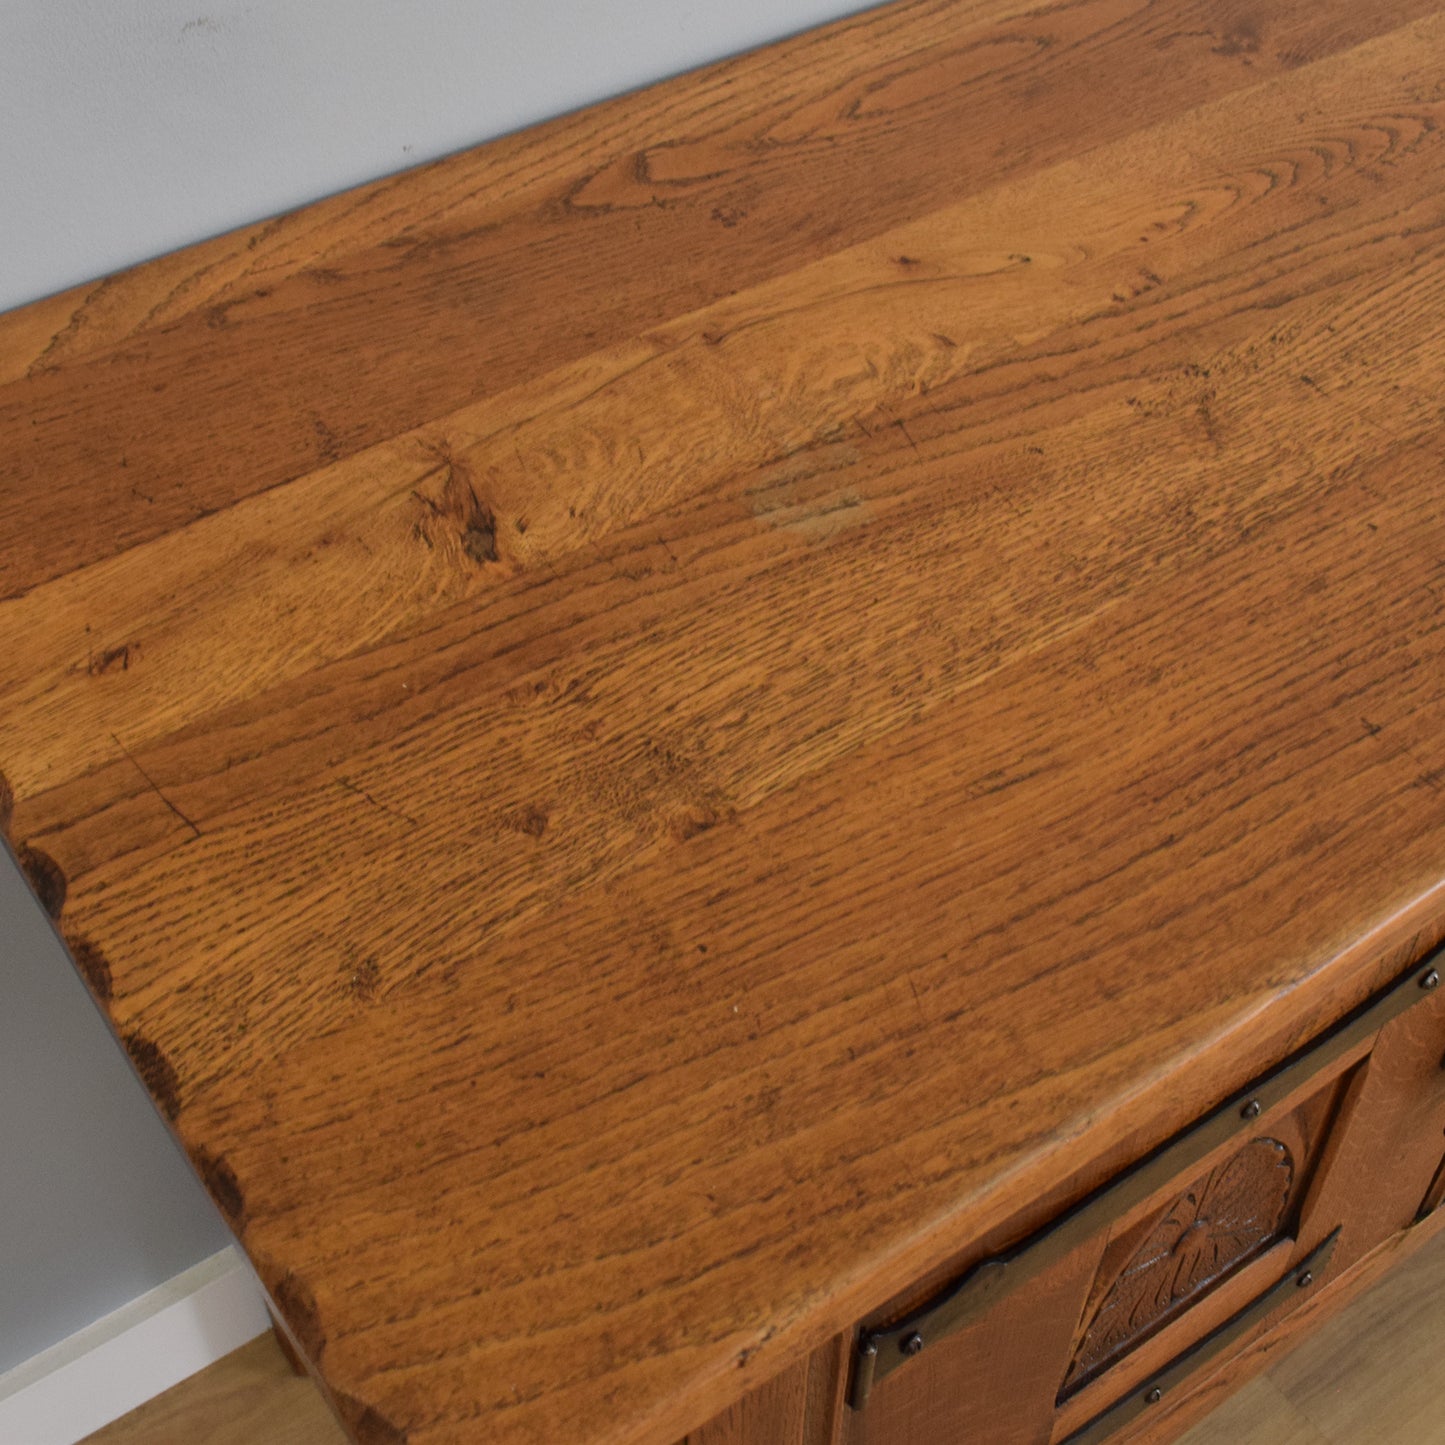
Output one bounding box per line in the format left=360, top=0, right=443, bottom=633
left=67, top=933, right=113, bottom=1002
left=16, top=843, right=67, bottom=919
left=270, top=1269, right=327, bottom=1363
left=335, top=1393, right=409, bottom=1445
left=502, top=804, right=550, bottom=838
left=669, top=801, right=734, bottom=843
left=344, top=956, right=382, bottom=1002
left=412, top=446, right=500, bottom=566
left=87, top=640, right=141, bottom=676
left=461, top=515, right=498, bottom=564
left=123, top=1031, right=183, bottom=1121
left=193, top=1147, right=247, bottom=1231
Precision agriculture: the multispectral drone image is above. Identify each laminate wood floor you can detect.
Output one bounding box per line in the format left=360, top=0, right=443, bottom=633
left=85, top=1227, right=1445, bottom=1445
left=1177, top=1223, right=1445, bottom=1445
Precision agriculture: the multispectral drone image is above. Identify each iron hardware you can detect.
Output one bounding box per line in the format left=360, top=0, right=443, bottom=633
left=1058, top=1231, right=1339, bottom=1445
left=847, top=948, right=1442, bottom=1409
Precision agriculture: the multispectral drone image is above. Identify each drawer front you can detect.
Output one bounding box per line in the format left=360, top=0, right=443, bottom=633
left=1052, top=1079, right=1343, bottom=1432
left=844, top=949, right=1445, bottom=1445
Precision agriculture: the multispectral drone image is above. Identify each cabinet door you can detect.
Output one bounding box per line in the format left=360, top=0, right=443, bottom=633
left=843, top=951, right=1444, bottom=1445
left=846, top=1237, right=1106, bottom=1445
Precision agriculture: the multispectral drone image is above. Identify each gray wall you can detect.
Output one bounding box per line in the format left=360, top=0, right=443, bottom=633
left=0, top=0, right=873, bottom=1373
left=0, top=0, right=876, bottom=315
left=0, top=848, right=231, bottom=1374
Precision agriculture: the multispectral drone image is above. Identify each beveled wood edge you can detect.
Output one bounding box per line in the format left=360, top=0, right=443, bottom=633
left=8, top=748, right=1445, bottom=1445
left=1, top=798, right=391, bottom=1445
left=674, top=884, right=1445, bottom=1445
left=851, top=947, right=1441, bottom=1406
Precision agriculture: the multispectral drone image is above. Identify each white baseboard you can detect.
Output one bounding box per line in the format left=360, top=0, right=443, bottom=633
left=0, top=1247, right=271, bottom=1445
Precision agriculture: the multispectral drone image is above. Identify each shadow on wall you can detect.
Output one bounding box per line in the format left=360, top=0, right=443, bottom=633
left=0, top=843, right=231, bottom=1374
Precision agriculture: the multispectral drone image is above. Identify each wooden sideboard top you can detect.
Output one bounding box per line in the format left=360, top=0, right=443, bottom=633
left=4, top=1, right=1445, bottom=1441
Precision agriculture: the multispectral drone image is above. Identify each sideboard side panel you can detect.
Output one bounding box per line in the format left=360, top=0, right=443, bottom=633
left=1297, top=985, right=1445, bottom=1269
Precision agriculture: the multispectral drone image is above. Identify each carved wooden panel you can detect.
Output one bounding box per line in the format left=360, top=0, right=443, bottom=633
left=1060, top=1084, right=1339, bottom=1398
left=1064, top=1138, right=1293, bottom=1388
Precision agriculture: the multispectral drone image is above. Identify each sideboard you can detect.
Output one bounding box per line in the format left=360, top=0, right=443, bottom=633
left=3, top=0, right=1444, bottom=1441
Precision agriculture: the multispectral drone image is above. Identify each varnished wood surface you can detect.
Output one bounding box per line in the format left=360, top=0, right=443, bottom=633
left=81, top=1219, right=1445, bottom=1444
left=6, top=0, right=1445, bottom=1440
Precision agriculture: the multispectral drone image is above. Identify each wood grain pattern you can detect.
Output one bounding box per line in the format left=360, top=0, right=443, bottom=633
left=7, top=0, right=1445, bottom=1442
left=1267, top=1211, right=1445, bottom=1443
left=848, top=1232, right=1104, bottom=1445
left=80, top=1225, right=1445, bottom=1445
left=684, top=1335, right=847, bottom=1445
left=1179, top=1378, right=1331, bottom=1445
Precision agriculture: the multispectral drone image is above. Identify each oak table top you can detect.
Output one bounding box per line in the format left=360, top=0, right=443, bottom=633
left=5, top=1, right=1445, bottom=1441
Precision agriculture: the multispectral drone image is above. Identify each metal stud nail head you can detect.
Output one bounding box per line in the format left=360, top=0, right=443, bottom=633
left=1146, top=1388, right=1163, bottom=1405
left=1241, top=1098, right=1262, bottom=1120
left=1297, top=1270, right=1314, bottom=1288
left=1422, top=969, right=1440, bottom=991
left=901, top=1332, right=924, bottom=1357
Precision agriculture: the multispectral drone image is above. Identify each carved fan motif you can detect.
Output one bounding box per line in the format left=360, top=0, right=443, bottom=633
left=1065, top=1137, right=1295, bottom=1388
